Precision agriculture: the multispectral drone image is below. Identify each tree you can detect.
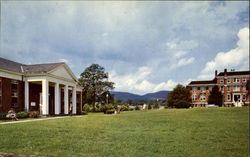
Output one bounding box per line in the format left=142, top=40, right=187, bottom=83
left=167, top=84, right=191, bottom=108
left=208, top=85, right=223, bottom=106
left=78, top=64, right=114, bottom=109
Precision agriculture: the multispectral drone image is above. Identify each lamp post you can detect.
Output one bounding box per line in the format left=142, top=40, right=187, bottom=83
left=106, top=93, right=109, bottom=104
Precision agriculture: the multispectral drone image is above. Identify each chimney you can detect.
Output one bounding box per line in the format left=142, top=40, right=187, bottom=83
left=224, top=69, right=227, bottom=76
left=215, top=70, right=218, bottom=77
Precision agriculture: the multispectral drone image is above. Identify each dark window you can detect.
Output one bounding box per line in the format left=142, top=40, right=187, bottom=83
left=197, top=87, right=200, bottom=90
left=206, top=87, right=208, bottom=90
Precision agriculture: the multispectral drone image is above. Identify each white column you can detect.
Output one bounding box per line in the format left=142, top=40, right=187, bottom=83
left=73, top=86, right=77, bottom=114
left=24, top=81, right=29, bottom=112
left=64, top=85, right=69, bottom=114
left=54, top=83, right=60, bottom=115
left=42, top=79, right=49, bottom=115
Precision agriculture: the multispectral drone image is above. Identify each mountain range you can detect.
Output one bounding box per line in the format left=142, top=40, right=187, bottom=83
left=110, top=91, right=170, bottom=101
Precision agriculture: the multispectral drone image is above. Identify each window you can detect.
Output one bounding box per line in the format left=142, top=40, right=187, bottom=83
left=227, top=79, right=231, bottom=83
left=201, top=87, right=206, bottom=92
left=200, top=94, right=206, bottom=101
left=192, top=94, right=197, bottom=101
left=243, top=94, right=246, bottom=101
left=220, top=79, right=224, bottom=84
left=242, top=78, right=246, bottom=82
left=192, top=87, right=197, bottom=92
left=197, top=87, right=200, bottom=90
left=0, top=78, right=2, bottom=107
left=209, top=86, right=213, bottom=91
left=227, top=86, right=231, bottom=92
left=234, top=78, right=240, bottom=83
left=220, top=86, right=224, bottom=92
left=227, top=94, right=231, bottom=101
left=233, top=85, right=240, bottom=91
left=11, top=79, right=19, bottom=107
left=242, top=86, right=246, bottom=91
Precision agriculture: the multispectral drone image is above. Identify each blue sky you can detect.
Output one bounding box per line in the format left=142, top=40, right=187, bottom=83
left=1, top=1, right=249, bottom=94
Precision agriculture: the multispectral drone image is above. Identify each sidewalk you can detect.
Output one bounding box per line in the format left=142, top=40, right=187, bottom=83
left=0, top=115, right=82, bottom=125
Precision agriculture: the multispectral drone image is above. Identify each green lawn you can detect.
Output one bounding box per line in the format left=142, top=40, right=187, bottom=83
left=0, top=107, right=249, bottom=157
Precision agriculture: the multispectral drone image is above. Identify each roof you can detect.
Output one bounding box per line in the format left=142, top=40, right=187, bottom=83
left=0, top=57, right=64, bottom=74
left=188, top=78, right=217, bottom=85
left=0, top=57, right=24, bottom=73
left=217, top=71, right=250, bottom=76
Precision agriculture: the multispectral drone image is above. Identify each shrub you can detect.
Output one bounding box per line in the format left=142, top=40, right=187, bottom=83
left=16, top=111, right=29, bottom=118
left=135, top=106, right=141, bottom=110
left=0, top=112, right=8, bottom=120
left=82, top=104, right=91, bottom=112
left=119, top=105, right=129, bottom=111
left=101, top=104, right=115, bottom=113
left=148, top=104, right=152, bottom=110
left=105, top=109, right=115, bottom=114
left=175, top=100, right=191, bottom=108
left=81, top=111, right=88, bottom=115
left=29, top=111, right=40, bottom=118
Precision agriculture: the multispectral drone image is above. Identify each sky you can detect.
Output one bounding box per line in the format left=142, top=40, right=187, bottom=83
left=0, top=1, right=249, bottom=95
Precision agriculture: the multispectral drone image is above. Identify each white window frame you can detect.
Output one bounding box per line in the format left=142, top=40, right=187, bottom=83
left=220, top=79, right=224, bottom=84
left=233, top=85, right=240, bottom=92
left=192, top=87, right=197, bottom=92
left=192, top=94, right=197, bottom=101
left=242, top=78, right=246, bottom=83
left=200, top=94, right=206, bottom=101
left=234, top=78, right=240, bottom=83
left=227, top=79, right=231, bottom=83
left=227, top=86, right=231, bottom=92
left=227, top=94, right=231, bottom=101
left=201, top=87, right=206, bottom=92
left=243, top=94, right=246, bottom=101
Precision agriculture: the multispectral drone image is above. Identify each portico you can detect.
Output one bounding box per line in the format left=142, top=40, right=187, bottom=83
left=24, top=76, right=81, bottom=115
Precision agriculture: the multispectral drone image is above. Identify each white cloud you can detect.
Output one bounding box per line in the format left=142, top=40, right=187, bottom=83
left=110, top=66, right=178, bottom=94
left=169, top=57, right=195, bottom=69
left=59, top=58, right=69, bottom=63
left=198, top=27, right=249, bottom=80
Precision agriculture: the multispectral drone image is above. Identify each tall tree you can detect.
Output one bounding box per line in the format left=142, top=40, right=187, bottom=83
left=78, top=64, right=114, bottom=108
left=208, top=85, right=223, bottom=106
left=167, top=84, right=191, bottom=108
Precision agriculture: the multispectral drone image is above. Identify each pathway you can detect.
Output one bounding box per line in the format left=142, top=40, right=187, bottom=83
left=0, top=115, right=82, bottom=125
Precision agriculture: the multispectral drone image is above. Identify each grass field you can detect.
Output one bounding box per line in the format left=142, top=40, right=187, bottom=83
left=0, top=107, right=249, bottom=157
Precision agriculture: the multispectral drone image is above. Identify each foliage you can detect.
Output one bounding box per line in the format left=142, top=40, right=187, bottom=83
left=0, top=112, right=8, bottom=120
left=78, top=64, right=114, bottom=108
left=175, top=100, right=190, bottom=108
left=167, top=84, right=191, bottom=108
left=105, top=109, right=116, bottom=114
left=135, top=106, right=141, bottom=110
left=101, top=104, right=115, bottom=113
left=208, top=85, right=223, bottom=106
left=82, top=104, right=92, bottom=112
left=29, top=111, right=40, bottom=118
left=16, top=112, right=29, bottom=118
left=148, top=104, right=152, bottom=110
left=81, top=111, right=88, bottom=115
left=119, top=105, right=129, bottom=111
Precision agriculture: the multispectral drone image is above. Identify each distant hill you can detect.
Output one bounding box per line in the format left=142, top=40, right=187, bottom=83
left=110, top=90, right=170, bottom=101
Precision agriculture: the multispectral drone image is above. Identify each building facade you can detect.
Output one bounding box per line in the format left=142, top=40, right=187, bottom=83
left=0, top=57, right=83, bottom=115
left=187, top=69, right=250, bottom=107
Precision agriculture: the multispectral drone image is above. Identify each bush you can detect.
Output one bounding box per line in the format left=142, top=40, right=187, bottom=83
left=119, top=105, right=129, bottom=111
left=105, top=109, right=115, bottom=114
left=81, top=111, right=88, bottom=115
left=175, top=100, right=191, bottom=108
left=16, top=111, right=29, bottom=118
left=82, top=104, right=91, bottom=112
left=148, top=104, right=152, bottom=110
left=29, top=111, right=40, bottom=118
left=135, top=106, right=141, bottom=110
left=101, top=104, right=115, bottom=113
left=0, top=112, right=8, bottom=120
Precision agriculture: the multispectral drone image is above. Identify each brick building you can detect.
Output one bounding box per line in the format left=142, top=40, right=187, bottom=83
left=187, top=69, right=250, bottom=107
left=0, top=57, right=83, bottom=115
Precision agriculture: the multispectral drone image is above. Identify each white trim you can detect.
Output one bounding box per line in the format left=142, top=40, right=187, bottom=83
left=64, top=85, right=69, bottom=114
left=42, top=79, right=49, bottom=115
left=24, top=81, right=29, bottom=111
left=0, top=71, right=23, bottom=80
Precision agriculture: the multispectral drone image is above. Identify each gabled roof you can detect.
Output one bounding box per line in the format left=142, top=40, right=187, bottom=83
left=22, top=63, right=63, bottom=74
left=217, top=71, right=250, bottom=76
left=188, top=78, right=217, bottom=85
left=0, top=57, right=64, bottom=74
left=0, top=57, right=77, bottom=81
left=0, top=57, right=24, bottom=73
